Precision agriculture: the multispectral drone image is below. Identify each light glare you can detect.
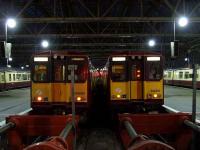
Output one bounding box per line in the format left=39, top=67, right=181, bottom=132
left=147, top=57, right=160, bottom=61
left=148, top=40, right=155, bottom=47
left=34, top=57, right=48, bottom=62
left=178, top=17, right=188, bottom=27
left=41, top=40, right=49, bottom=48
left=8, top=57, right=12, bottom=61
left=6, top=18, right=16, bottom=28
left=112, top=57, right=126, bottom=61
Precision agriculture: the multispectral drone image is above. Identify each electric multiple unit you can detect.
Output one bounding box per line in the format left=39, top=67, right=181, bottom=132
left=105, top=52, right=163, bottom=110
left=0, top=68, right=30, bottom=91
left=31, top=51, right=91, bottom=112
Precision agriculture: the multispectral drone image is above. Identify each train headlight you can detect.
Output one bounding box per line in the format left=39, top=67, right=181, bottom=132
left=117, top=94, right=121, bottom=98
left=148, top=93, right=161, bottom=99
left=77, top=96, right=82, bottom=101
left=153, top=94, right=158, bottom=98
left=37, top=96, right=42, bottom=102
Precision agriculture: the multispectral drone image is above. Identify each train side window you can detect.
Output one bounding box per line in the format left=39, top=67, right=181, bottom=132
left=168, top=72, right=171, bottom=78
left=184, top=72, right=189, bottom=79
left=23, top=74, right=28, bottom=80
left=111, top=64, right=126, bottom=81
left=53, top=62, right=65, bottom=82
left=33, top=64, right=48, bottom=82
left=9, top=74, right=11, bottom=81
left=17, top=74, right=21, bottom=80
left=179, top=72, right=183, bottom=79
left=1, top=74, right=4, bottom=81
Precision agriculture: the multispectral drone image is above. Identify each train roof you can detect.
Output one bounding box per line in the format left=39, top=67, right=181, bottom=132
left=109, top=51, right=162, bottom=57
left=32, top=50, right=88, bottom=57
left=165, top=68, right=192, bottom=71
left=0, top=67, right=30, bottom=72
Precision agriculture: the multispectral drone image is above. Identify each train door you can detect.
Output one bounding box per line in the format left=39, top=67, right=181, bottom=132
left=110, top=56, right=129, bottom=101
left=129, top=56, right=143, bottom=101
left=66, top=57, right=88, bottom=103
left=52, top=56, right=67, bottom=102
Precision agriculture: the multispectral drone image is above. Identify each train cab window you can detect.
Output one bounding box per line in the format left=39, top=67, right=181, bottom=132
left=75, top=64, right=87, bottom=82
left=9, top=74, right=11, bottom=81
left=53, top=62, right=65, bottom=82
left=111, top=64, right=126, bottom=81
left=33, top=64, right=48, bottom=82
left=179, top=72, right=183, bottom=79
left=184, top=72, right=190, bottom=79
left=146, top=57, right=162, bottom=80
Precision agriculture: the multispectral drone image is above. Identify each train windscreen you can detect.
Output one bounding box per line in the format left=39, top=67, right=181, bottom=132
left=67, top=58, right=88, bottom=83
left=146, top=56, right=162, bottom=80
left=33, top=64, right=49, bottom=82
left=53, top=61, right=66, bottom=82
left=111, top=64, right=127, bottom=81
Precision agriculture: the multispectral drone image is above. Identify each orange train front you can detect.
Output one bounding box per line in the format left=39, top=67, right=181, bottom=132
left=31, top=51, right=91, bottom=113
left=105, top=51, right=163, bottom=111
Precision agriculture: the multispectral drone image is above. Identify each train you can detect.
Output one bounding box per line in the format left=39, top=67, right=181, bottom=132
left=164, top=68, right=200, bottom=88
left=104, top=51, right=164, bottom=110
left=31, top=51, right=92, bottom=113
left=0, top=68, right=30, bottom=91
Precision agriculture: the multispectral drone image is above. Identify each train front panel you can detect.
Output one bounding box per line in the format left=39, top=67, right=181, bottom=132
left=108, top=53, right=163, bottom=108
left=31, top=53, right=90, bottom=112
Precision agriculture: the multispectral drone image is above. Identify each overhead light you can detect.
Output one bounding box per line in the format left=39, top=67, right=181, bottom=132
left=6, top=18, right=16, bottom=28
left=148, top=39, right=156, bottom=47
left=41, top=40, right=49, bottom=48
left=147, top=57, right=160, bottom=61
left=112, top=57, right=126, bottom=61
left=185, top=58, right=188, bottom=61
left=7, top=65, right=11, bottom=68
left=21, top=66, right=24, bottom=69
left=8, top=57, right=12, bottom=61
left=34, top=57, right=48, bottom=62
left=178, top=16, right=188, bottom=27
left=26, top=65, right=29, bottom=67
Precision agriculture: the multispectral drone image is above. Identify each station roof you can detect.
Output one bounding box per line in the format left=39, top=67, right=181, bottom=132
left=0, top=0, right=200, bottom=68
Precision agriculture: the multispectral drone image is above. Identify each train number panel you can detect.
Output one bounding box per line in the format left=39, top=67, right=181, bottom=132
left=107, top=52, right=163, bottom=111
left=31, top=52, right=90, bottom=113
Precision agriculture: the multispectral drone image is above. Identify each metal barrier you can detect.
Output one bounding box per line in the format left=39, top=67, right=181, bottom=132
left=0, top=122, right=15, bottom=135
left=59, top=122, right=73, bottom=139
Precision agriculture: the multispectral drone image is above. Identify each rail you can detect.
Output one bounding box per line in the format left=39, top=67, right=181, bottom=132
left=59, top=122, right=73, bottom=139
